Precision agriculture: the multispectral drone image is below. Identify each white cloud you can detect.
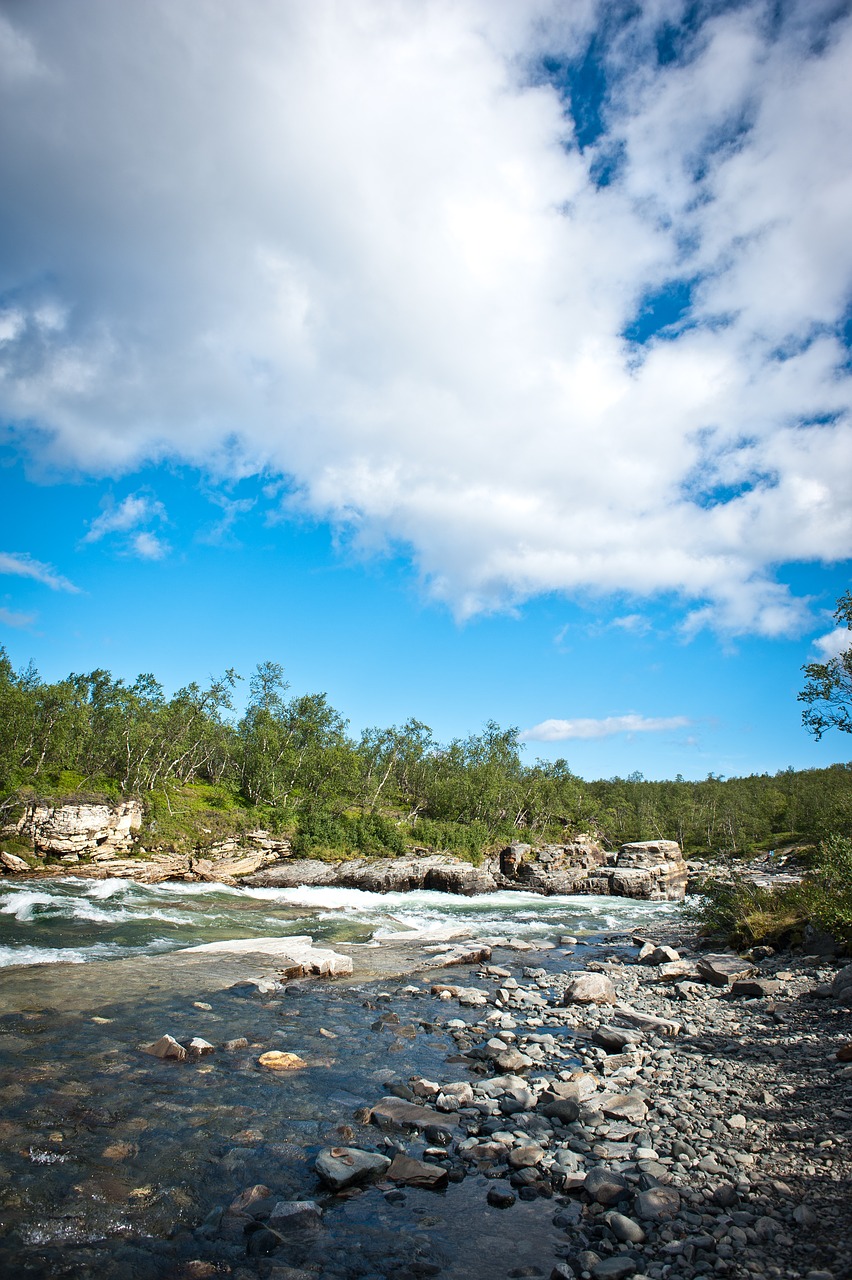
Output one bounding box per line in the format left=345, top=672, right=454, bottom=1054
left=521, top=714, right=691, bottom=742
left=0, top=551, right=79, bottom=593
left=813, top=627, right=852, bottom=661
left=83, top=493, right=167, bottom=544
left=0, top=1, right=850, bottom=635
left=129, top=531, right=169, bottom=560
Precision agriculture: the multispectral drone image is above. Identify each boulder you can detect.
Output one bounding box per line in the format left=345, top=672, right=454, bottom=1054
left=598, top=1091, right=647, bottom=1124
left=612, top=1004, right=681, bottom=1036
left=831, top=965, right=852, bottom=1001
left=487, top=1186, right=516, bottom=1208
left=387, top=1153, right=449, bottom=1189
left=368, top=1096, right=459, bottom=1132
left=181, top=937, right=353, bottom=977
left=507, top=1145, right=546, bottom=1169
left=0, top=851, right=30, bottom=873
left=139, top=1034, right=187, bottom=1062
left=425, top=944, right=493, bottom=967
left=584, top=1168, right=629, bottom=1205
left=229, top=1184, right=272, bottom=1213
left=696, top=954, right=757, bottom=987
left=593, top=1025, right=643, bottom=1052
left=607, top=1212, right=645, bottom=1244
left=563, top=973, right=617, bottom=1005
left=638, top=944, right=681, bottom=965
left=267, top=1201, right=322, bottom=1230
left=315, top=1147, right=391, bottom=1191
left=592, top=1258, right=637, bottom=1280
left=184, top=1037, right=215, bottom=1057
left=635, top=1186, right=681, bottom=1221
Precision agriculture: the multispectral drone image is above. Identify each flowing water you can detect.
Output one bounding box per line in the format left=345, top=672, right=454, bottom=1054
left=0, top=877, right=683, bottom=1280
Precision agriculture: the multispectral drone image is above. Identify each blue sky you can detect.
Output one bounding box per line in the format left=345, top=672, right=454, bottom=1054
left=1, top=0, right=851, bottom=781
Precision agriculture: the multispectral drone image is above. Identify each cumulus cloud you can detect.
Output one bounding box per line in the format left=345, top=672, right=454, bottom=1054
left=813, top=627, right=852, bottom=661
left=83, top=493, right=167, bottom=544
left=0, top=551, right=79, bottom=593
left=129, top=531, right=170, bottom=560
left=521, top=714, right=691, bottom=742
left=0, top=0, right=850, bottom=635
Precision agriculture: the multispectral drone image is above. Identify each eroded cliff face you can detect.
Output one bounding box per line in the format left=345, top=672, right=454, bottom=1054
left=15, top=800, right=144, bottom=858
left=247, top=839, right=688, bottom=901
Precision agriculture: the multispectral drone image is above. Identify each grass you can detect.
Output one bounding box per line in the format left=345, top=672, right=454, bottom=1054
left=689, top=834, right=852, bottom=952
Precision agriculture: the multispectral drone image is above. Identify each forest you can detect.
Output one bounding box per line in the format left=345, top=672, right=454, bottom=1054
left=1, top=648, right=850, bottom=860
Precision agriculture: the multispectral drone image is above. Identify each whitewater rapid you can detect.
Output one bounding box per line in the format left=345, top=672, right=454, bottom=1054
left=0, top=876, right=683, bottom=968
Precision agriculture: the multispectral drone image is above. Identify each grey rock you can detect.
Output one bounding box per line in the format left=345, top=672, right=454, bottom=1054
left=542, top=1097, right=581, bottom=1124
left=507, top=1145, right=545, bottom=1169
left=563, top=973, right=617, bottom=1005
left=315, top=1147, right=391, bottom=1191
left=592, top=1258, right=637, bottom=1280
left=598, top=1091, right=647, bottom=1124
left=607, top=1212, right=646, bottom=1244
left=696, top=954, right=756, bottom=987
left=593, top=1025, right=643, bottom=1053
left=584, top=1167, right=629, bottom=1205
left=635, top=1187, right=681, bottom=1221
left=831, top=965, right=852, bottom=1000
left=369, top=1096, right=459, bottom=1131
left=267, top=1201, right=322, bottom=1230
left=729, top=979, right=782, bottom=998
left=487, top=1186, right=516, bottom=1208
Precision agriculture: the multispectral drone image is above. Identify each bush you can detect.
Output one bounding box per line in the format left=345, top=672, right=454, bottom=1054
left=408, top=817, right=496, bottom=864
left=797, top=834, right=852, bottom=948
left=291, top=807, right=406, bottom=858
left=688, top=873, right=807, bottom=949
left=690, top=834, right=852, bottom=951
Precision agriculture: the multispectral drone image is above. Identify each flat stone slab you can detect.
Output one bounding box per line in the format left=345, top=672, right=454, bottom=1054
left=387, top=1153, right=449, bottom=1188
left=612, top=1004, right=681, bottom=1036
left=178, top=936, right=353, bottom=976
left=696, top=954, right=757, bottom=987
left=368, top=1096, right=460, bottom=1132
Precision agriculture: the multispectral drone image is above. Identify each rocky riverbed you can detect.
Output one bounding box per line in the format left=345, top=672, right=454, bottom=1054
left=0, top=915, right=850, bottom=1280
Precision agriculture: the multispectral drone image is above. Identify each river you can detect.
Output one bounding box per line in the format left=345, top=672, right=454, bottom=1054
left=0, top=877, right=683, bottom=1280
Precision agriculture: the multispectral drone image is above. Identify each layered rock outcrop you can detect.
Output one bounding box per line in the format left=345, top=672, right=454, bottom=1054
left=3, top=799, right=687, bottom=900
left=15, top=800, right=143, bottom=858
left=247, top=839, right=688, bottom=901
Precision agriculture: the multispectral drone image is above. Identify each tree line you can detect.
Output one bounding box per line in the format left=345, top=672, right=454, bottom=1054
left=1, top=648, right=849, bottom=858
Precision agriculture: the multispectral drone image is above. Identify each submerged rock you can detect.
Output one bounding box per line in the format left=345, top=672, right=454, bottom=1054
left=257, top=1051, right=307, bottom=1071
left=387, top=1152, right=449, bottom=1189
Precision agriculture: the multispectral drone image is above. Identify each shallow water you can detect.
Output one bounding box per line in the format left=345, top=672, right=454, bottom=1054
left=0, top=879, right=682, bottom=1279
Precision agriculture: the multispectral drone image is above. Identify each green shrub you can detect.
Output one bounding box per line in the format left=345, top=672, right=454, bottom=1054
left=690, top=834, right=852, bottom=951
left=291, top=807, right=406, bottom=859
left=408, top=817, right=497, bottom=865
left=796, top=835, right=852, bottom=948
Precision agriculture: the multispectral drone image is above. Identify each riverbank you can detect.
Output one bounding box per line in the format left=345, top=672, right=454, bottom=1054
left=0, top=899, right=850, bottom=1280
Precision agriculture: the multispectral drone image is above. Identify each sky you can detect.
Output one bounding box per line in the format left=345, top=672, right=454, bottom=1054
left=1, top=0, right=851, bottom=781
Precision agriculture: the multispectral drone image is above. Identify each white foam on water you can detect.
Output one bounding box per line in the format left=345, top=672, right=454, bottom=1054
left=0, top=891, right=60, bottom=921
left=0, top=942, right=128, bottom=967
